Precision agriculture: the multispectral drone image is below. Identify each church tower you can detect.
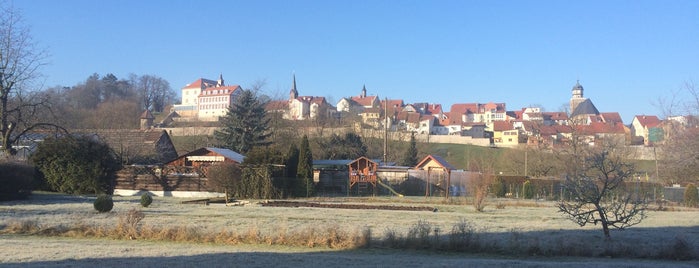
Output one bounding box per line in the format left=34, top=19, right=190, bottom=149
left=569, top=80, right=586, bottom=114
left=361, top=84, right=367, bottom=98
left=217, top=73, right=224, bottom=87
left=289, top=74, right=298, bottom=100
left=140, top=110, right=155, bottom=129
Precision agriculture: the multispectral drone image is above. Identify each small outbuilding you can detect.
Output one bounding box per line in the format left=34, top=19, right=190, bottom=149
left=348, top=156, right=379, bottom=195
left=415, top=154, right=456, bottom=198
left=165, top=147, right=245, bottom=169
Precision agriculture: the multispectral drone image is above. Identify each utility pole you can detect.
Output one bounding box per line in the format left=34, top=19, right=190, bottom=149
left=383, top=97, right=388, bottom=164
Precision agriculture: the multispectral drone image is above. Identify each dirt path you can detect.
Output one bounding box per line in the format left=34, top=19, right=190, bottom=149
left=260, top=200, right=437, bottom=211
left=1, top=235, right=696, bottom=268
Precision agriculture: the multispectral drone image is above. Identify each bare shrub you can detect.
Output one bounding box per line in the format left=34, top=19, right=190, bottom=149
left=448, top=218, right=477, bottom=251
left=406, top=220, right=433, bottom=249
left=383, top=227, right=400, bottom=248
left=660, top=235, right=696, bottom=260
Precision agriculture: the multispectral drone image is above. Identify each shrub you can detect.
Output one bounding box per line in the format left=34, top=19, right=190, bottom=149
left=140, top=193, right=153, bottom=207
left=0, top=161, right=34, bottom=201
left=522, top=180, right=534, bottom=199
left=31, top=135, right=120, bottom=195
left=684, top=183, right=698, bottom=207
left=94, top=195, right=114, bottom=212
left=491, top=177, right=506, bottom=198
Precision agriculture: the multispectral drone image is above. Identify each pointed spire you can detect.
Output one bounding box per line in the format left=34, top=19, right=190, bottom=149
left=361, top=84, right=367, bottom=98
left=217, top=73, right=224, bottom=87
left=290, top=73, right=298, bottom=100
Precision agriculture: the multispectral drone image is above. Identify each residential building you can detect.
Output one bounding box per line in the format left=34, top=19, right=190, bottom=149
left=171, top=74, right=241, bottom=120
left=266, top=75, right=334, bottom=121
left=631, top=115, right=662, bottom=145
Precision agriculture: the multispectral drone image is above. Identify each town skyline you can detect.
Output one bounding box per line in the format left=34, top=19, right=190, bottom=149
left=15, top=1, right=699, bottom=122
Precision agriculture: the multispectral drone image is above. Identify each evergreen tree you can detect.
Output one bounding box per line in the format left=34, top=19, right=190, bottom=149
left=285, top=143, right=299, bottom=179
left=401, top=133, right=419, bottom=166
left=296, top=135, right=315, bottom=197
left=684, top=183, right=699, bottom=207
left=214, top=89, right=271, bottom=154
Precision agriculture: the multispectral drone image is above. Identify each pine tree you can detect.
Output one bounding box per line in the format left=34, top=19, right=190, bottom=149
left=285, top=143, right=299, bottom=179
left=296, top=135, right=315, bottom=197
left=401, top=133, right=419, bottom=166
left=214, top=89, right=271, bottom=154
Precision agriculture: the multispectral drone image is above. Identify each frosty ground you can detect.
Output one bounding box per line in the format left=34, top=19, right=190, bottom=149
left=1, top=193, right=698, bottom=267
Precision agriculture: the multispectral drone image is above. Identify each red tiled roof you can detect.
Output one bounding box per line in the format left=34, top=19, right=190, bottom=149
left=184, top=78, right=217, bottom=89
left=599, top=112, right=623, bottom=124
left=350, top=95, right=378, bottom=107
left=449, top=103, right=479, bottom=115
left=426, top=104, right=443, bottom=115
left=492, top=121, right=513, bottom=131
left=538, top=125, right=573, bottom=136
left=543, top=112, right=568, bottom=121
left=380, top=99, right=404, bottom=109
left=199, top=85, right=240, bottom=96
left=634, top=115, right=661, bottom=128
left=265, top=100, right=288, bottom=111
left=396, top=111, right=421, bottom=124
left=575, top=122, right=626, bottom=135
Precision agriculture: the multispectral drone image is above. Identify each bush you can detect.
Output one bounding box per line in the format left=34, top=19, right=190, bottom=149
left=94, top=195, right=114, bottom=212
left=140, top=193, right=153, bottom=207
left=31, top=135, right=120, bottom=195
left=522, top=180, right=534, bottom=199
left=0, top=161, right=34, bottom=201
left=491, top=177, right=506, bottom=198
left=684, top=183, right=698, bottom=207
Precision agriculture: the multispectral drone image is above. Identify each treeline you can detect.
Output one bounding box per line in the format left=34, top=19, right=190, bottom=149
left=43, top=73, right=175, bottom=129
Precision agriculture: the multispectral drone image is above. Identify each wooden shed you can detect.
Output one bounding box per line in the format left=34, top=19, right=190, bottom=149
left=165, top=147, right=245, bottom=169
left=415, top=154, right=456, bottom=198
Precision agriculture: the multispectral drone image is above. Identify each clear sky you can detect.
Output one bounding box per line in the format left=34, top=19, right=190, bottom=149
left=12, top=0, right=699, bottom=122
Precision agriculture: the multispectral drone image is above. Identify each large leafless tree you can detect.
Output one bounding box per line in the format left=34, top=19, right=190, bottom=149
left=0, top=4, right=63, bottom=157
left=557, top=143, right=648, bottom=240
left=129, top=74, right=174, bottom=113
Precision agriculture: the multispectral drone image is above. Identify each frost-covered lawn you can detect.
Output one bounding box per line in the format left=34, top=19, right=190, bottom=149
left=1, top=192, right=698, bottom=267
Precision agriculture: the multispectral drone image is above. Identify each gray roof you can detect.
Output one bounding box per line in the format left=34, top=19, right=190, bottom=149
left=571, top=99, right=599, bottom=118
left=206, top=147, right=245, bottom=163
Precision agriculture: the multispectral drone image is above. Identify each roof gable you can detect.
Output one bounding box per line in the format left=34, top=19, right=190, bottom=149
left=634, top=115, right=661, bottom=128
left=415, top=154, right=456, bottom=170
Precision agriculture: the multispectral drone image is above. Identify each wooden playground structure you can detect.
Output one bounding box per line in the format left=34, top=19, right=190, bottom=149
left=348, top=157, right=379, bottom=195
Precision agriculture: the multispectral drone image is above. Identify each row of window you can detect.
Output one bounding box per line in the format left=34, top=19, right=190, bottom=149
left=201, top=96, right=229, bottom=103
left=199, top=104, right=229, bottom=110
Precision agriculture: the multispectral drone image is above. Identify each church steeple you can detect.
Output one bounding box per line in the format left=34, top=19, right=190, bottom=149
left=571, top=80, right=583, bottom=99
left=361, top=84, right=367, bottom=98
left=289, top=74, right=298, bottom=100
left=217, top=73, right=224, bottom=87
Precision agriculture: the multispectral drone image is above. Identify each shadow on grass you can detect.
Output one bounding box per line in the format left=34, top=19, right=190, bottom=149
left=2, top=242, right=699, bottom=268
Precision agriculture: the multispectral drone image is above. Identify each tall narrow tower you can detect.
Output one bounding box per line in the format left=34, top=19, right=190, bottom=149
left=290, top=74, right=298, bottom=100
left=569, top=80, right=586, bottom=114
left=217, top=73, right=224, bottom=87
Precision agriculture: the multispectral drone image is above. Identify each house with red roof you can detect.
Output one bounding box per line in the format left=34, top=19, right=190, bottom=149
left=631, top=115, right=662, bottom=145
left=266, top=75, right=335, bottom=121
left=491, top=121, right=520, bottom=147
left=171, top=74, right=241, bottom=120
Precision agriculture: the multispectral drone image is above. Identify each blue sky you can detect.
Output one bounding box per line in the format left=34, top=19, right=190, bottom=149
left=13, top=0, right=699, bottom=122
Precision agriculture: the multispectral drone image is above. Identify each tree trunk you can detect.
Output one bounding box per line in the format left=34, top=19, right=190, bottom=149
left=597, top=207, right=611, bottom=239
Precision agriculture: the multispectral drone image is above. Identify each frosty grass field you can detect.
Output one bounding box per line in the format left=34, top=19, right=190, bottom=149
left=1, top=192, right=698, bottom=267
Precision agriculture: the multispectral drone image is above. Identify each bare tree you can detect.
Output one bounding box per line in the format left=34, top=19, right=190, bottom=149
left=129, top=74, right=174, bottom=113
left=0, top=4, right=64, bottom=157
left=468, top=156, right=496, bottom=212
left=656, top=82, right=699, bottom=185
left=557, top=144, right=648, bottom=240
